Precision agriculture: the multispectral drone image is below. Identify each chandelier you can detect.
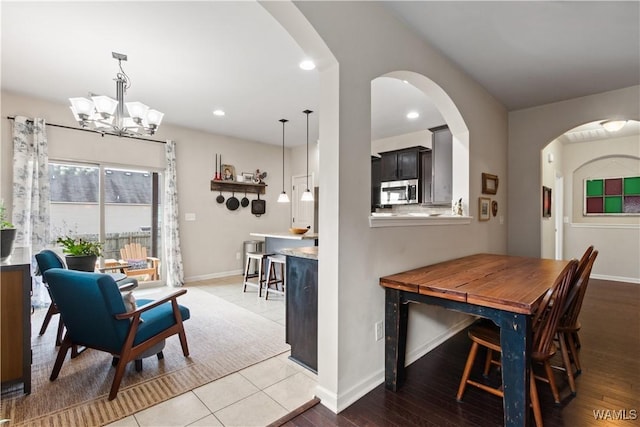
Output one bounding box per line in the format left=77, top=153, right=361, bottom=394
left=69, top=52, right=164, bottom=137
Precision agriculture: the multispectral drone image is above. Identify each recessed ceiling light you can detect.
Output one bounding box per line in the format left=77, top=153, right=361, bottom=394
left=213, top=110, right=225, bottom=117
left=601, top=120, right=627, bottom=132
left=299, top=60, right=316, bottom=71
left=407, top=111, right=420, bottom=119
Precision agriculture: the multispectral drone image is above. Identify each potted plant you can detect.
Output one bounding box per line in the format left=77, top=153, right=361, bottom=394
left=0, top=201, right=17, bottom=260
left=56, top=235, right=103, bottom=272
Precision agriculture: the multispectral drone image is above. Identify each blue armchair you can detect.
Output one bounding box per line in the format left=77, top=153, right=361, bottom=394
left=35, top=250, right=66, bottom=346
left=44, top=268, right=190, bottom=400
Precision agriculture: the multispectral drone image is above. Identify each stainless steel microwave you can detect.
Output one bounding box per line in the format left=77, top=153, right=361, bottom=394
left=381, top=179, right=419, bottom=205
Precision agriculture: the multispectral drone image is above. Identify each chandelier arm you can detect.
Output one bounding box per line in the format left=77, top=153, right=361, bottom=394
left=117, top=59, right=131, bottom=91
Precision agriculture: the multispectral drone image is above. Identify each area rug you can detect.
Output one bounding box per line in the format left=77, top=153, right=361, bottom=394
left=1, top=286, right=289, bottom=426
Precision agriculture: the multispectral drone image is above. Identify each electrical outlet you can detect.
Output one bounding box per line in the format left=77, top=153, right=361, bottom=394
left=375, top=321, right=384, bottom=341
left=236, top=252, right=241, bottom=260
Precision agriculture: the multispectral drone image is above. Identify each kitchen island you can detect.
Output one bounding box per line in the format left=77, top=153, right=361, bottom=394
left=280, top=246, right=318, bottom=373
left=249, top=231, right=318, bottom=253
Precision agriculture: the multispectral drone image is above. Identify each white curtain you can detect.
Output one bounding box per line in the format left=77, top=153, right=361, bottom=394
left=12, top=116, right=50, bottom=251
left=163, top=140, right=185, bottom=287
left=12, top=116, right=50, bottom=308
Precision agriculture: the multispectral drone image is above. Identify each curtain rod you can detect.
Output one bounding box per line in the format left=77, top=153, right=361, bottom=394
left=6, top=116, right=166, bottom=144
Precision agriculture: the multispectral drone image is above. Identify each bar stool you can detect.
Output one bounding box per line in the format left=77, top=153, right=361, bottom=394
left=243, top=251, right=272, bottom=296
left=265, top=255, right=286, bottom=300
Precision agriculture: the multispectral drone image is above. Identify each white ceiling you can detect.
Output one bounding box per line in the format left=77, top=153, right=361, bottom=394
left=2, top=2, right=638, bottom=147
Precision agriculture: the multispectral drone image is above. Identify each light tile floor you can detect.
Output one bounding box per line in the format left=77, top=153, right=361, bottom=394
left=105, top=275, right=317, bottom=427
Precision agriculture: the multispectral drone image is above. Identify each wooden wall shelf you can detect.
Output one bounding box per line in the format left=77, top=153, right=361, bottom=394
left=210, top=180, right=266, bottom=195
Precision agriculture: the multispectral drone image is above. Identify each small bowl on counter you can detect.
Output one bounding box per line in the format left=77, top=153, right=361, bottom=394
left=289, top=227, right=309, bottom=235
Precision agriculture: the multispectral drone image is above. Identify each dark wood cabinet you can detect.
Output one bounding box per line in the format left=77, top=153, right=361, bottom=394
left=379, top=147, right=421, bottom=181
left=1, top=248, right=32, bottom=394
left=285, top=255, right=318, bottom=373
left=371, top=156, right=381, bottom=210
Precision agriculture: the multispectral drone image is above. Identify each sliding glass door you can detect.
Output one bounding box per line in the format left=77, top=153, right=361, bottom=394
left=49, top=161, right=162, bottom=284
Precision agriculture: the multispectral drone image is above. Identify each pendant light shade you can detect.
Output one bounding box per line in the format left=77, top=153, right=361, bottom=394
left=278, top=119, right=290, bottom=203
left=301, top=109, right=314, bottom=202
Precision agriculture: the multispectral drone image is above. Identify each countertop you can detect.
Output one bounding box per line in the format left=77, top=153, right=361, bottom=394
left=250, top=231, right=318, bottom=240
left=280, top=246, right=318, bottom=260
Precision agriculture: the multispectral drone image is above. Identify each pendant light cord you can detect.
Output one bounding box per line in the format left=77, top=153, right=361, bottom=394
left=280, top=119, right=288, bottom=192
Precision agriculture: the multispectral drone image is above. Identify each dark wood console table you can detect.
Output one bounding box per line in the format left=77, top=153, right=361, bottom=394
left=1, top=247, right=32, bottom=394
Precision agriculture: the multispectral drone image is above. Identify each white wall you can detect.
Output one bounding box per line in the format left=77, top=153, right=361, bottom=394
left=508, top=86, right=640, bottom=258
left=1, top=90, right=291, bottom=281
left=563, top=134, right=640, bottom=282
left=279, top=1, right=508, bottom=412
left=541, top=139, right=563, bottom=258
left=371, top=129, right=432, bottom=156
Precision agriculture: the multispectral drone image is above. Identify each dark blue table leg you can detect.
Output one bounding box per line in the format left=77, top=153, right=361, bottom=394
left=385, top=288, right=408, bottom=391
left=499, top=312, right=532, bottom=427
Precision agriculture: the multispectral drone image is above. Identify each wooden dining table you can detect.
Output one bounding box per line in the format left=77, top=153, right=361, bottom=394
left=380, top=253, right=570, bottom=427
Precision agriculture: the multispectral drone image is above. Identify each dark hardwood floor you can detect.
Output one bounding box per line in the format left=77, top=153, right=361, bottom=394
left=286, top=279, right=639, bottom=426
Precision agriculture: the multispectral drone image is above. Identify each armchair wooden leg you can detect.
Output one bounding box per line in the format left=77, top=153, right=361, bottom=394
left=55, top=317, right=65, bottom=346
left=157, top=351, right=164, bottom=360
left=39, top=304, right=56, bottom=336
left=109, top=357, right=129, bottom=400
left=178, top=329, right=189, bottom=357
left=50, top=338, right=72, bottom=381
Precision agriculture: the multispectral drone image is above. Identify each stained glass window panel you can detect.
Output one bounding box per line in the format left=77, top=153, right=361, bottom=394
left=624, top=177, right=640, bottom=195
left=586, top=179, right=603, bottom=197
left=604, top=196, right=622, bottom=213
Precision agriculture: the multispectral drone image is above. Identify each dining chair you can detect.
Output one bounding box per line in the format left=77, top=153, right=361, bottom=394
left=556, top=249, right=598, bottom=394
left=44, top=268, right=190, bottom=400
left=456, top=259, right=577, bottom=427
left=566, top=245, right=594, bottom=350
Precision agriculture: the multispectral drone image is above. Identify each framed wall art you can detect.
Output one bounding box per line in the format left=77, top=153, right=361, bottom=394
left=221, top=164, right=236, bottom=181
left=479, top=197, right=491, bottom=221
left=482, top=173, right=499, bottom=195
left=542, top=186, right=552, bottom=218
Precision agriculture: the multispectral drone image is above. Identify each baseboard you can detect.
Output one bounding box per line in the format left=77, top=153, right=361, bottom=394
left=591, top=273, right=640, bottom=284
left=184, top=269, right=243, bottom=283
left=320, top=317, right=476, bottom=414
left=314, top=384, right=338, bottom=413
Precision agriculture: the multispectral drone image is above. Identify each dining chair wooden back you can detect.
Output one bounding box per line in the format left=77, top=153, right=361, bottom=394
left=557, top=249, right=598, bottom=394
left=574, top=246, right=594, bottom=286
left=457, top=259, right=578, bottom=427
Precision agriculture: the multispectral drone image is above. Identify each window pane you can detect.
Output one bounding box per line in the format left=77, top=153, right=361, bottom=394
left=49, top=162, right=99, bottom=241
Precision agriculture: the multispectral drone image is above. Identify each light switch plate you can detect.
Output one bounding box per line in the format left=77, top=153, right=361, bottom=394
left=185, top=213, right=196, bottom=221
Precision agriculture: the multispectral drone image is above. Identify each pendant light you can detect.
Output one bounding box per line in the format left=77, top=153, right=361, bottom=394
left=301, top=109, right=314, bottom=202
left=277, top=119, right=290, bottom=203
